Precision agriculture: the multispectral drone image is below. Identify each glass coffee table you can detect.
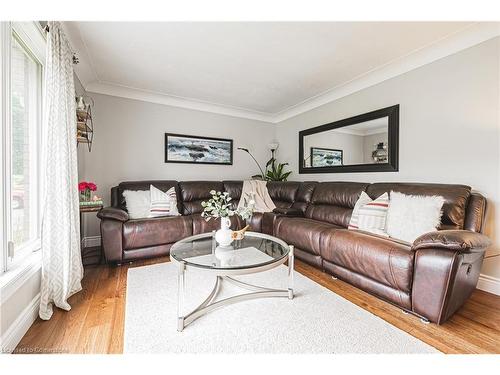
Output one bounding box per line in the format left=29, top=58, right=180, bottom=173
left=170, top=231, right=294, bottom=331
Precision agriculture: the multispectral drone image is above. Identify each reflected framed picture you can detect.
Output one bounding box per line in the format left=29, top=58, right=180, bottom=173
left=165, top=133, right=233, bottom=165
left=310, top=147, right=343, bottom=167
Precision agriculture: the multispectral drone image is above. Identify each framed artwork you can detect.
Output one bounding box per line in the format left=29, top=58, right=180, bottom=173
left=165, top=133, right=233, bottom=165
left=310, top=147, right=343, bottom=167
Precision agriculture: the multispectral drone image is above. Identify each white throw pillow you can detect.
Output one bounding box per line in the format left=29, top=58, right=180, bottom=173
left=348, top=191, right=389, bottom=236
left=149, top=185, right=180, bottom=217
left=123, top=190, right=151, bottom=219
left=386, top=191, right=445, bottom=243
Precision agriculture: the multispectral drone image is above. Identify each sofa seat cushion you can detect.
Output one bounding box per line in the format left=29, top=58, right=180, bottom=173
left=123, top=216, right=193, bottom=250
left=274, top=217, right=342, bottom=256
left=321, top=229, right=414, bottom=293
left=192, top=214, right=244, bottom=235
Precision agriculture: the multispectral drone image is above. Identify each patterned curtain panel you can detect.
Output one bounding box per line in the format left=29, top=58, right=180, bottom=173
left=39, top=21, right=83, bottom=320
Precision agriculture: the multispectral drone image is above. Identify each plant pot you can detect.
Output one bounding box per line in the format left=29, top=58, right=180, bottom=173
left=215, top=217, right=233, bottom=248
left=80, top=189, right=92, bottom=202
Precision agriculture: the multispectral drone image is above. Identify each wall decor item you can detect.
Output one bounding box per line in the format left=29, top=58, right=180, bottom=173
left=310, top=147, right=343, bottom=167
left=299, top=104, right=399, bottom=174
left=76, top=96, right=94, bottom=152
left=165, top=133, right=233, bottom=165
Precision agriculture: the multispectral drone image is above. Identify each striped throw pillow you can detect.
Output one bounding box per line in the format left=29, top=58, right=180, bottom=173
left=357, top=192, right=389, bottom=236
left=149, top=185, right=180, bottom=217
left=348, top=191, right=389, bottom=236
left=348, top=191, right=372, bottom=230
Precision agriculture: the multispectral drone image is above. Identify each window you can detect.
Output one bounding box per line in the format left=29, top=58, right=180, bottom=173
left=9, top=33, right=42, bottom=262
left=1, top=22, right=45, bottom=274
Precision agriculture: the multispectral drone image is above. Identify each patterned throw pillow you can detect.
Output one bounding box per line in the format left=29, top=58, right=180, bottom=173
left=149, top=185, right=180, bottom=217
left=348, top=191, right=389, bottom=236
left=357, top=192, right=389, bottom=236
left=348, top=191, right=372, bottom=230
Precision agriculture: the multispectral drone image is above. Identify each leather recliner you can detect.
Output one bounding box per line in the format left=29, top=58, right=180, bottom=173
left=97, top=179, right=491, bottom=324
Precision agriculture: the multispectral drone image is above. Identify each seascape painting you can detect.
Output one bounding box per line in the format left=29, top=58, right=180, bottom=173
left=311, top=147, right=343, bottom=167
left=165, top=133, right=233, bottom=165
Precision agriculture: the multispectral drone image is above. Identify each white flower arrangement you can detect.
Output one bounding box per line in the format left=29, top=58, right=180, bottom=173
left=201, top=190, right=255, bottom=221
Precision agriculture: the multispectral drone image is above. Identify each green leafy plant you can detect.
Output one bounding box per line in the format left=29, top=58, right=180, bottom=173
left=264, top=157, right=292, bottom=181
left=238, top=147, right=292, bottom=181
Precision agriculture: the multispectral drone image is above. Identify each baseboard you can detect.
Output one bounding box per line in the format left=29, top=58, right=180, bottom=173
left=82, top=235, right=101, bottom=248
left=477, top=274, right=500, bottom=296
left=0, top=293, right=40, bottom=353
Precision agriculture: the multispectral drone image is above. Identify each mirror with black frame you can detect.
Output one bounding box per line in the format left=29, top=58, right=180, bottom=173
left=299, top=105, right=399, bottom=173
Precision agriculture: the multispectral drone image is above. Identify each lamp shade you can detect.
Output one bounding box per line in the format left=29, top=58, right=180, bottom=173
left=268, top=142, right=279, bottom=151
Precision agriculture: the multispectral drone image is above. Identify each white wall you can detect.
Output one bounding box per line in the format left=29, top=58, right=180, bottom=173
left=276, top=37, right=500, bottom=280
left=79, top=93, right=275, bottom=237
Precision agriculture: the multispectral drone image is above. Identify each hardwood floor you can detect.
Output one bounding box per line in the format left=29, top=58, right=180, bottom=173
left=15, top=255, right=500, bottom=354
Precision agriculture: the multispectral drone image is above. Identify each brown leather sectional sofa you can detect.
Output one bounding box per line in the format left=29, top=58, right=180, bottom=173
left=97, top=180, right=491, bottom=324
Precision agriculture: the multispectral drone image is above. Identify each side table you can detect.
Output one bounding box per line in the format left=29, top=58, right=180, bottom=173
left=80, top=204, right=103, bottom=266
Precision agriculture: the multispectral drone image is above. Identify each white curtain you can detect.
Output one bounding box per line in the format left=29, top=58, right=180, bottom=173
left=39, top=21, right=83, bottom=320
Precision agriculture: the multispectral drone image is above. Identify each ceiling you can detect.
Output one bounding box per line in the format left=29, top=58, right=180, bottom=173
left=64, top=22, right=499, bottom=122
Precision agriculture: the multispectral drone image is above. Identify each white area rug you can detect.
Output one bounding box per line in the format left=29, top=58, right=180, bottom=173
left=124, top=262, right=439, bottom=353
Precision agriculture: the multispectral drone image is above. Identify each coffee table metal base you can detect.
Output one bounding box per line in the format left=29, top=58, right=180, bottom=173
left=176, top=246, right=294, bottom=332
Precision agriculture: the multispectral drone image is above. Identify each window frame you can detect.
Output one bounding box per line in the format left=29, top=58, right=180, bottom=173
left=0, top=21, right=45, bottom=275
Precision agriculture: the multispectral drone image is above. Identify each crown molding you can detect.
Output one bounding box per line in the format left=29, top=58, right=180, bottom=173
left=69, top=22, right=500, bottom=124
left=271, top=22, right=500, bottom=123
left=85, top=81, right=274, bottom=123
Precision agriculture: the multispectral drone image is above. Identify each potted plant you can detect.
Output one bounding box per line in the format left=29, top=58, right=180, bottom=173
left=237, top=144, right=292, bottom=181
left=201, top=190, right=254, bottom=248
left=78, top=181, right=97, bottom=202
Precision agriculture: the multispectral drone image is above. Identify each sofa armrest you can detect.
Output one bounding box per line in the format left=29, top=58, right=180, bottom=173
left=272, top=207, right=304, bottom=217
left=97, top=207, right=129, bottom=222
left=411, top=230, right=490, bottom=324
left=412, top=230, right=491, bottom=254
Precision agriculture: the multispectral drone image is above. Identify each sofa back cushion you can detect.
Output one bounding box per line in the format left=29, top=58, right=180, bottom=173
left=306, top=182, right=369, bottom=227
left=267, top=181, right=300, bottom=209
left=223, top=180, right=243, bottom=210
left=115, top=180, right=180, bottom=212
left=464, top=192, right=487, bottom=232
left=179, top=181, right=224, bottom=215
left=291, top=182, right=317, bottom=213
left=366, top=183, right=471, bottom=230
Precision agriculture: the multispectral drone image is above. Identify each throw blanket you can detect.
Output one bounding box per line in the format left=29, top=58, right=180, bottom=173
left=237, top=180, right=276, bottom=213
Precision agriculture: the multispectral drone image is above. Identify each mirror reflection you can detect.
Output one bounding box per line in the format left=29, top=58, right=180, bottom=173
left=303, top=117, right=389, bottom=168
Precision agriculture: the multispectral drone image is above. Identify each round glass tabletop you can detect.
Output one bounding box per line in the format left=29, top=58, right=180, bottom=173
left=170, top=231, right=290, bottom=271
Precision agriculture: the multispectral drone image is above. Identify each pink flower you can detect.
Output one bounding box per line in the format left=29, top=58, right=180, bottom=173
left=78, top=182, right=88, bottom=192
left=87, top=182, right=97, bottom=191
